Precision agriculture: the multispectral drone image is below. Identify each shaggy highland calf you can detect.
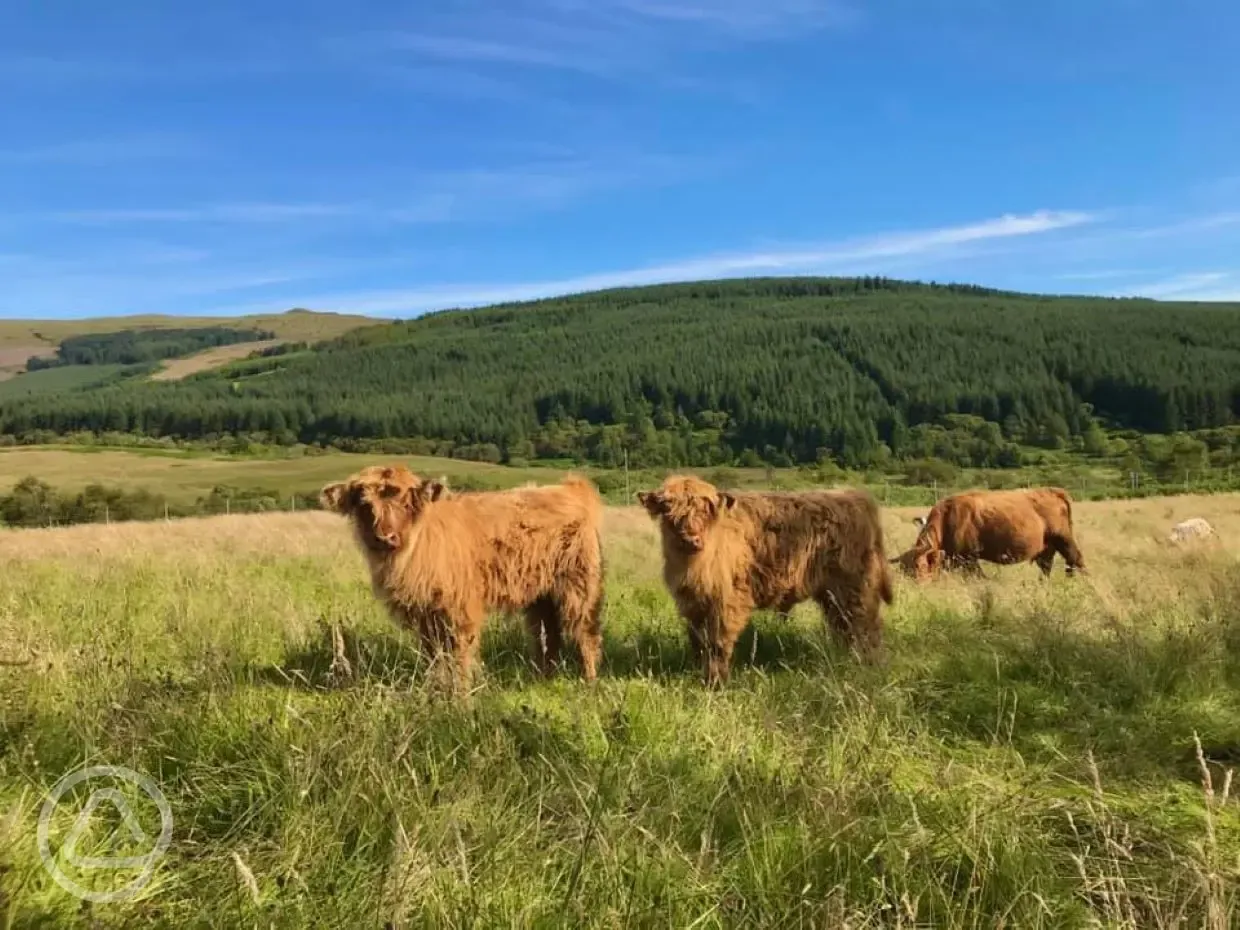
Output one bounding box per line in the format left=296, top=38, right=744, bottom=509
left=638, top=475, right=894, bottom=687
left=321, top=465, right=605, bottom=692
left=891, top=487, right=1086, bottom=581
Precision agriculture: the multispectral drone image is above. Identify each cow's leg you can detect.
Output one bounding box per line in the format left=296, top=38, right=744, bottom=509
left=958, top=556, right=984, bottom=580
left=555, top=578, right=604, bottom=683
left=817, top=583, right=883, bottom=662
left=413, top=609, right=458, bottom=693
left=773, top=593, right=799, bottom=621
left=1034, top=549, right=1056, bottom=578
left=675, top=598, right=709, bottom=670
left=1051, top=534, right=1086, bottom=577
left=523, top=596, right=564, bottom=678
left=685, top=617, right=707, bottom=666
left=444, top=604, right=484, bottom=696
left=704, top=604, right=749, bottom=688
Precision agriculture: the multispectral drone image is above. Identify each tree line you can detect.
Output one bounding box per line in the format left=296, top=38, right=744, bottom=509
left=27, top=326, right=274, bottom=369
left=0, top=476, right=322, bottom=528
left=3, top=277, right=1240, bottom=469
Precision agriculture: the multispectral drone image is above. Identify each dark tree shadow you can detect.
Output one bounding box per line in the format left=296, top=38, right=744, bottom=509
left=244, top=607, right=844, bottom=693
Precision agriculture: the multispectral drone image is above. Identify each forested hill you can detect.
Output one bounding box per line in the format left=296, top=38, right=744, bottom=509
left=4, top=276, right=1240, bottom=468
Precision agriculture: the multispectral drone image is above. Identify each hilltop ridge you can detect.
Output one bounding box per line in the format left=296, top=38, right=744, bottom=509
left=0, top=276, right=1238, bottom=470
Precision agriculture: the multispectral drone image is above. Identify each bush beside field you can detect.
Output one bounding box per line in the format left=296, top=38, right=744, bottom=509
left=1, top=496, right=1238, bottom=927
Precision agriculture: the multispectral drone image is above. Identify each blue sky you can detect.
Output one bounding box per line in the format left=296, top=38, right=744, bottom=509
left=2, top=0, right=1238, bottom=319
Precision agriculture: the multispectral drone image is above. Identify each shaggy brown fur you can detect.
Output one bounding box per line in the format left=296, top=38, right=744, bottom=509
left=891, top=487, right=1086, bottom=581
left=638, top=475, right=894, bottom=687
left=321, top=465, right=605, bottom=691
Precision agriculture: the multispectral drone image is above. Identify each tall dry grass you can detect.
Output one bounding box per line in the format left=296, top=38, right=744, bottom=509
left=0, top=494, right=1237, bottom=927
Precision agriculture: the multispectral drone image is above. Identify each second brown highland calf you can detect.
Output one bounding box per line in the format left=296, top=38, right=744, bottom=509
left=639, top=475, right=894, bottom=686
left=321, top=465, right=605, bottom=692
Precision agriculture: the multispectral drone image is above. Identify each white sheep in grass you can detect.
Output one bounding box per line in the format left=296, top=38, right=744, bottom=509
left=1167, top=517, right=1216, bottom=545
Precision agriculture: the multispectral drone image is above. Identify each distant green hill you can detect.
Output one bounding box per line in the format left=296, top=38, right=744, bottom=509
left=1, top=277, right=1238, bottom=469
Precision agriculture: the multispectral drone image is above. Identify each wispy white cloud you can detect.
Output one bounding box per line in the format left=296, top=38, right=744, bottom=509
left=1055, top=268, right=1149, bottom=281
left=32, top=152, right=713, bottom=228
left=383, top=32, right=617, bottom=77
left=1113, top=271, right=1240, bottom=301
left=0, top=133, right=202, bottom=165
left=5, top=0, right=849, bottom=97
left=0, top=246, right=436, bottom=318
left=1121, top=211, right=1240, bottom=241
left=361, top=63, right=558, bottom=105
left=202, top=208, right=1093, bottom=316
left=43, top=202, right=359, bottom=225
left=587, top=0, right=857, bottom=35
left=367, top=0, right=853, bottom=95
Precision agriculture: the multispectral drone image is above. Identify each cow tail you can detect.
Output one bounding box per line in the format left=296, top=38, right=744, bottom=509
left=868, top=495, right=895, bottom=605
left=594, top=527, right=607, bottom=615
left=878, top=556, right=895, bottom=605
left=1053, top=487, right=1075, bottom=525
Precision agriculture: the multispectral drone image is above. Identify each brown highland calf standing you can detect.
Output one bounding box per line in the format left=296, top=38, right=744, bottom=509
left=890, top=487, right=1086, bottom=581
left=638, top=475, right=894, bottom=687
left=321, top=465, right=605, bottom=691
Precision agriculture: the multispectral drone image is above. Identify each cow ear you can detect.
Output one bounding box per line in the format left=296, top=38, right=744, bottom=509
left=320, top=481, right=353, bottom=514
left=418, top=480, right=446, bottom=504
left=637, top=491, right=664, bottom=515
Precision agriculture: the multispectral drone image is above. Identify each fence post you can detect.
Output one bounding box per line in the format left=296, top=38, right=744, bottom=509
left=164, top=501, right=169, bottom=522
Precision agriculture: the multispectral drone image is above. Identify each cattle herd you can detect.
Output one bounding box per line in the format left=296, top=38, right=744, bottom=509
left=319, top=464, right=1105, bottom=691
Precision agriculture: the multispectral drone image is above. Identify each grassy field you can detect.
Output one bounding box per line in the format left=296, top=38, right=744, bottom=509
left=0, top=310, right=374, bottom=349
left=150, top=340, right=285, bottom=381
left=0, top=310, right=375, bottom=380
left=0, top=492, right=1238, bottom=927
left=0, top=447, right=553, bottom=503
left=0, top=447, right=827, bottom=508
left=0, top=445, right=1159, bottom=517
left=0, top=348, right=58, bottom=382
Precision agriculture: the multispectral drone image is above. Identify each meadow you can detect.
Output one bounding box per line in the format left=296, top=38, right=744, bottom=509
left=0, top=309, right=372, bottom=381
left=0, top=444, right=1209, bottom=526
left=1, top=487, right=1238, bottom=928
left=0, top=446, right=536, bottom=505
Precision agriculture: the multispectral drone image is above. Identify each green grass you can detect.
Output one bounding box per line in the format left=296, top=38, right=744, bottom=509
left=0, top=444, right=1230, bottom=518
left=0, top=499, right=1238, bottom=927
left=0, top=365, right=139, bottom=400
left=0, top=447, right=551, bottom=505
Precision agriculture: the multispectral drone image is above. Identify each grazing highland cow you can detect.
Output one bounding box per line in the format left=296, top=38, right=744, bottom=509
left=891, top=487, right=1085, bottom=581
left=321, top=465, right=605, bottom=691
left=638, top=475, right=894, bottom=687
